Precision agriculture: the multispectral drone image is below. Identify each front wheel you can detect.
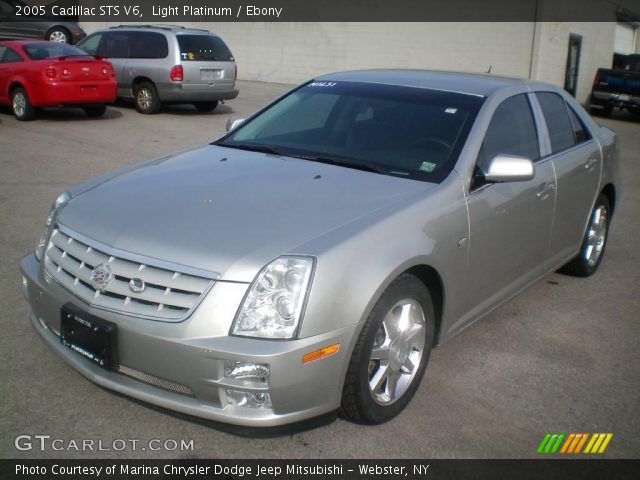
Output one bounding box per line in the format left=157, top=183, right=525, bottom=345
left=559, top=194, right=610, bottom=277
left=340, top=273, right=434, bottom=424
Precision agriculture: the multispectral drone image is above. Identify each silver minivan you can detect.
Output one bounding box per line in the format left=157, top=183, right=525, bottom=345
left=77, top=25, right=238, bottom=113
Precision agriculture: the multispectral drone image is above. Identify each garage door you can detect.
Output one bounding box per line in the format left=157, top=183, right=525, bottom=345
left=614, top=23, right=636, bottom=54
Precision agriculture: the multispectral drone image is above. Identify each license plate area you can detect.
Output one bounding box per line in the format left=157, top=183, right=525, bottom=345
left=200, top=69, right=222, bottom=81
left=60, top=306, right=117, bottom=369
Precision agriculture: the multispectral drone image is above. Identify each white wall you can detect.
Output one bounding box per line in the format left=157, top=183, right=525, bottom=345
left=85, top=21, right=616, bottom=103
left=530, top=22, right=614, bottom=102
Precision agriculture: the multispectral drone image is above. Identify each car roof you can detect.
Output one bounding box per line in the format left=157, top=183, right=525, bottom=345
left=106, top=25, right=215, bottom=35
left=316, top=69, right=530, bottom=97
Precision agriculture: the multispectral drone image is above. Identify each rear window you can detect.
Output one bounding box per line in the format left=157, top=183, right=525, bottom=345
left=22, top=43, right=89, bottom=60
left=177, top=34, right=233, bottom=61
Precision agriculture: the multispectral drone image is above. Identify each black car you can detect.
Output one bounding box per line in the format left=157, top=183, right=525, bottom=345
left=589, top=54, right=640, bottom=117
left=0, top=0, right=85, bottom=44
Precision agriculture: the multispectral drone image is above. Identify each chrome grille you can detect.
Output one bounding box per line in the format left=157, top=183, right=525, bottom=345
left=44, top=227, right=214, bottom=321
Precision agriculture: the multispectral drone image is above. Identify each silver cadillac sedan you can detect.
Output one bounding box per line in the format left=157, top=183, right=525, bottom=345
left=21, top=70, right=620, bottom=427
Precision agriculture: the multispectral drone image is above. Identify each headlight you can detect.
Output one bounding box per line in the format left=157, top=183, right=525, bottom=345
left=35, top=192, right=70, bottom=261
left=231, top=256, right=314, bottom=339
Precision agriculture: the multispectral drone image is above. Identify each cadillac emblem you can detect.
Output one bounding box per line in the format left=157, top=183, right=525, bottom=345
left=129, top=278, right=146, bottom=293
left=90, top=264, right=113, bottom=291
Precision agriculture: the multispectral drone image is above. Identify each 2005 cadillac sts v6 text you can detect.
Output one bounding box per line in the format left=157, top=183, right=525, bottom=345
left=21, top=70, right=620, bottom=427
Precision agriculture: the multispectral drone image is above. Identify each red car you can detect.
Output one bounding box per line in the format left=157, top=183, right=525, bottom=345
left=0, top=40, right=116, bottom=120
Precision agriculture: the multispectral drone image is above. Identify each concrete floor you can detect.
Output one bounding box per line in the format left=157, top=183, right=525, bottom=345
left=0, top=80, right=638, bottom=459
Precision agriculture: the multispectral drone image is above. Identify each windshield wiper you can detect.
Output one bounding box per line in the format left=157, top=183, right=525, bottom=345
left=218, top=143, right=284, bottom=156
left=292, top=154, right=387, bottom=175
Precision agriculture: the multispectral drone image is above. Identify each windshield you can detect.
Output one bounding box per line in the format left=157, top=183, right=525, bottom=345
left=216, top=81, right=482, bottom=182
left=177, top=34, right=233, bottom=61
left=23, top=43, right=90, bottom=60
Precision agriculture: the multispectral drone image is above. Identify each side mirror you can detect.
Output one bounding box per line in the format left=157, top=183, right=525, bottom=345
left=484, top=155, right=534, bottom=183
left=226, top=116, right=245, bottom=132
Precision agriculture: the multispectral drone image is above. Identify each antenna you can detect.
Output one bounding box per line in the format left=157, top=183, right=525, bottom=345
left=486, top=65, right=492, bottom=74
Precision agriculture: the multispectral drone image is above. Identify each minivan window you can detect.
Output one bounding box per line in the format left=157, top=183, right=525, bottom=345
left=129, top=32, right=168, bottom=59
left=535, top=92, right=575, bottom=153
left=177, top=34, right=233, bottom=61
left=476, top=94, right=539, bottom=174
left=77, top=33, right=102, bottom=56
left=102, top=32, right=131, bottom=58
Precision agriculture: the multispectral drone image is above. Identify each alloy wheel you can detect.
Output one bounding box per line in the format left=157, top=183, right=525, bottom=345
left=12, top=92, right=26, bottom=118
left=368, top=298, right=426, bottom=405
left=584, top=205, right=608, bottom=267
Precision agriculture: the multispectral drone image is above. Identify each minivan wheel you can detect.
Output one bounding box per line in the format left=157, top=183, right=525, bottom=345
left=194, top=101, right=218, bottom=112
left=133, top=82, right=161, bottom=114
left=47, top=27, right=70, bottom=44
left=340, top=273, right=434, bottom=424
left=559, top=194, right=610, bottom=277
left=83, top=106, right=107, bottom=118
left=11, top=87, right=35, bottom=121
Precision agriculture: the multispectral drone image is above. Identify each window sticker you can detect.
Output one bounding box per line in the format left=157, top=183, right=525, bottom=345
left=308, top=82, right=337, bottom=87
left=445, top=107, right=458, bottom=114
left=419, top=161, right=437, bottom=172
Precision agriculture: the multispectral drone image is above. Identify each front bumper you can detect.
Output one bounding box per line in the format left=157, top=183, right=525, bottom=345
left=590, top=91, right=640, bottom=111
left=20, top=253, right=356, bottom=427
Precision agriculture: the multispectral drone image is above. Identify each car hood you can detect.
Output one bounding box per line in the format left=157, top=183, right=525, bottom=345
left=58, top=145, right=431, bottom=282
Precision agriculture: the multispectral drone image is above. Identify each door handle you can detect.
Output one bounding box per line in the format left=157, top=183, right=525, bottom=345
left=584, top=158, right=598, bottom=171
left=536, top=183, right=556, bottom=199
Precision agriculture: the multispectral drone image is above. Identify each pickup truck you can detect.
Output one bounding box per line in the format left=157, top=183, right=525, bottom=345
left=589, top=54, right=640, bottom=117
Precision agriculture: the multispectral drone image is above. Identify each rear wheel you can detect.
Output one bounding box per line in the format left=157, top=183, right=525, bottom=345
left=46, top=27, right=70, bottom=44
left=84, top=106, right=107, bottom=117
left=559, top=194, right=610, bottom=277
left=11, top=87, right=35, bottom=121
left=340, top=274, right=434, bottom=424
left=194, top=101, right=218, bottom=112
left=133, top=82, right=161, bottom=114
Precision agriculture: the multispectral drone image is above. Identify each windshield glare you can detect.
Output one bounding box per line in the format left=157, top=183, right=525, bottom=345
left=218, top=81, right=483, bottom=181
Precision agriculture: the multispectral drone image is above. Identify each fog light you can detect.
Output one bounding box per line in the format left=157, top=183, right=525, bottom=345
left=224, top=361, right=269, bottom=383
left=225, top=389, right=272, bottom=409
left=22, top=276, right=27, bottom=289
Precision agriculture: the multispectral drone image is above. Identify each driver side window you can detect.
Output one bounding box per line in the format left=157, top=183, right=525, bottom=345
left=476, top=94, right=540, bottom=179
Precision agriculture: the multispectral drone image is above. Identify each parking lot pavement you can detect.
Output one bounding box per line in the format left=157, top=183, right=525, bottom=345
left=1, top=80, right=638, bottom=459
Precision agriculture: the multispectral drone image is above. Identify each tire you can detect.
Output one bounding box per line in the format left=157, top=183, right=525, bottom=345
left=83, top=106, right=107, bottom=118
left=340, top=273, right=435, bottom=424
left=46, top=27, right=70, bottom=44
left=133, top=82, right=161, bottom=114
left=559, top=194, right=611, bottom=277
left=11, top=87, right=35, bottom=121
left=194, top=101, right=218, bottom=112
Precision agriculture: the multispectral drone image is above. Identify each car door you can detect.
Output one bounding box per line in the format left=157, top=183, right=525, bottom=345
left=0, top=45, right=23, bottom=102
left=458, top=93, right=556, bottom=330
left=0, top=0, right=20, bottom=38
left=534, top=92, right=602, bottom=269
left=100, top=31, right=132, bottom=97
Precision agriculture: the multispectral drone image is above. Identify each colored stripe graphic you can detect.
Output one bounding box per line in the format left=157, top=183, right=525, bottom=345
left=584, top=433, right=613, bottom=454
left=537, top=433, right=565, bottom=454
left=540, top=433, right=613, bottom=454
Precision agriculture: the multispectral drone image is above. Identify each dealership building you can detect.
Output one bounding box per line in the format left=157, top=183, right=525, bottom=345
left=79, top=1, right=640, bottom=104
